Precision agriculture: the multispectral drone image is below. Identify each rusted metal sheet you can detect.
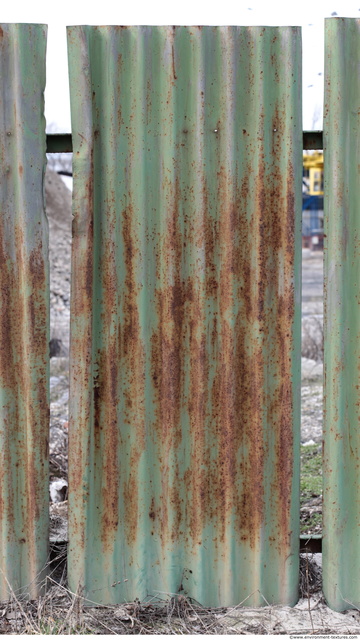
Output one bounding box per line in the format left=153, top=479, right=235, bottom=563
left=0, top=24, right=49, bottom=599
left=323, top=17, right=360, bottom=612
left=67, top=25, right=302, bottom=607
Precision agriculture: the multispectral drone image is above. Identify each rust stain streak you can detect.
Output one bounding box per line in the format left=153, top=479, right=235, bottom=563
left=69, top=146, right=95, bottom=511
left=172, top=44, right=177, bottom=81
left=121, top=203, right=146, bottom=546
left=151, top=174, right=185, bottom=544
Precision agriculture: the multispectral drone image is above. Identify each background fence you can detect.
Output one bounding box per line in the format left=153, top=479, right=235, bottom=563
left=0, top=19, right=358, bottom=612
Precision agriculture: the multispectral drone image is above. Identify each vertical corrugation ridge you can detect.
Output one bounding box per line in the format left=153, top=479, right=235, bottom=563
left=0, top=23, right=48, bottom=599
left=323, top=17, right=360, bottom=612
left=152, top=26, right=180, bottom=589
left=67, top=25, right=95, bottom=592
left=67, top=25, right=301, bottom=607
left=118, top=26, right=147, bottom=589
left=181, top=26, right=209, bottom=600
left=240, top=24, right=267, bottom=598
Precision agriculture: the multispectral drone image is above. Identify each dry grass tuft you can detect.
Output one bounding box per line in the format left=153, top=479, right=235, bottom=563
left=299, top=553, right=322, bottom=598
left=302, top=315, right=324, bottom=362
left=0, top=551, right=232, bottom=635
left=2, top=549, right=360, bottom=635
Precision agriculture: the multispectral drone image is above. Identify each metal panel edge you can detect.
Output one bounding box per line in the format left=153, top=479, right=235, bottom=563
left=323, top=17, right=360, bottom=612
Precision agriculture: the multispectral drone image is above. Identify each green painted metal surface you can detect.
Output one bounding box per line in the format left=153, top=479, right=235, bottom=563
left=323, top=17, right=360, bottom=612
left=67, top=25, right=302, bottom=607
left=0, top=23, right=49, bottom=599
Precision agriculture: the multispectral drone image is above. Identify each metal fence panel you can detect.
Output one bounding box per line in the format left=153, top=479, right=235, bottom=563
left=67, top=25, right=302, bottom=607
left=323, top=17, right=360, bottom=612
left=0, top=24, right=49, bottom=598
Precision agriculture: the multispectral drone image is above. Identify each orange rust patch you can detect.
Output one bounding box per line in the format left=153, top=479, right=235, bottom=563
left=172, top=44, right=177, bottom=81
left=66, top=44, right=297, bottom=576
left=94, top=343, right=120, bottom=550
left=71, top=148, right=94, bottom=319
left=120, top=203, right=146, bottom=546
left=69, top=144, right=95, bottom=515
left=0, top=207, right=49, bottom=569
left=253, top=106, right=295, bottom=551
left=187, top=321, right=210, bottom=541
left=146, top=117, right=296, bottom=550
left=150, top=175, right=187, bottom=544
left=95, top=215, right=121, bottom=549
left=210, top=163, right=265, bottom=547
left=149, top=497, right=156, bottom=520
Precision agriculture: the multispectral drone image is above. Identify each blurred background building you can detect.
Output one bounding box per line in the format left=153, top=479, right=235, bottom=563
left=302, top=152, right=324, bottom=250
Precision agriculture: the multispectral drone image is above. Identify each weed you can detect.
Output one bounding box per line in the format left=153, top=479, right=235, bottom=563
left=300, top=444, right=322, bottom=535
left=302, top=315, right=324, bottom=362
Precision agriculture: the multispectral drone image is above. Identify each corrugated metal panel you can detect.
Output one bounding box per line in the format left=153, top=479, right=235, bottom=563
left=0, top=23, right=49, bottom=599
left=323, top=18, right=360, bottom=612
left=67, top=25, right=302, bottom=607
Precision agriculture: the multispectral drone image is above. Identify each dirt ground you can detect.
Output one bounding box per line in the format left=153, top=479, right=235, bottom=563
left=1, top=555, right=360, bottom=635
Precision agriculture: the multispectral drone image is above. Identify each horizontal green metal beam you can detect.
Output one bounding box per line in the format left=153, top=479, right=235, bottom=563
left=303, top=131, right=323, bottom=150
left=300, top=535, right=322, bottom=554
left=46, top=133, right=72, bottom=153
left=46, top=131, right=323, bottom=153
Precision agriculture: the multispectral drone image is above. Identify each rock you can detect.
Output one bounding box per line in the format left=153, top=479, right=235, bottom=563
left=50, top=500, right=68, bottom=542
left=49, top=338, right=67, bottom=358
left=49, top=478, right=68, bottom=503
left=301, top=382, right=323, bottom=444
left=301, top=357, right=323, bottom=380
left=45, top=169, right=72, bottom=230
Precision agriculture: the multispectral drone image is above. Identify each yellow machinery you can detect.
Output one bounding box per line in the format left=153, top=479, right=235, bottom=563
left=303, top=151, right=324, bottom=195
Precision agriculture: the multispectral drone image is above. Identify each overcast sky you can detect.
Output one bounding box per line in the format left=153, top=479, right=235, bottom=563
left=2, top=0, right=360, bottom=131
